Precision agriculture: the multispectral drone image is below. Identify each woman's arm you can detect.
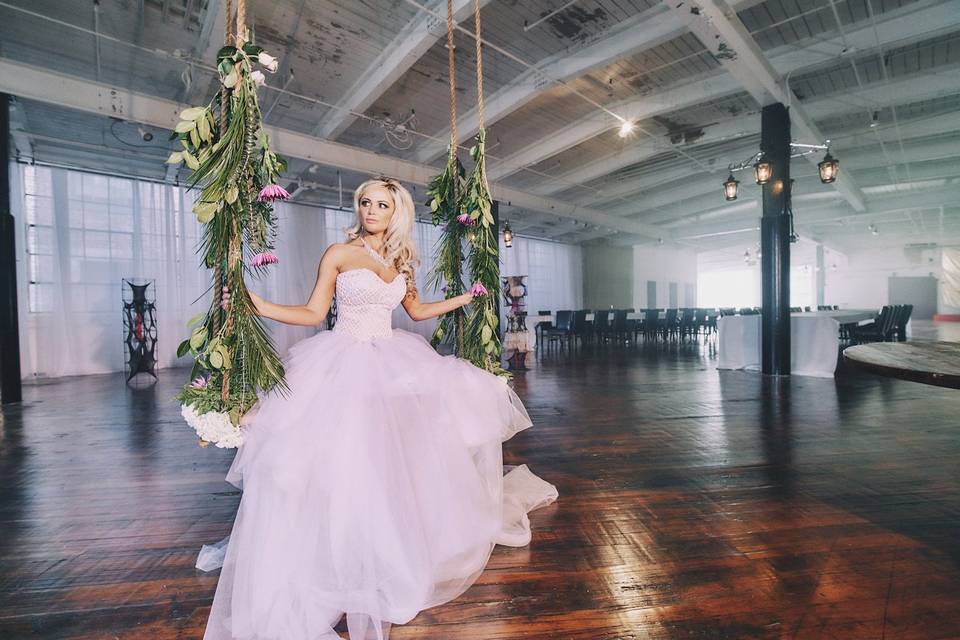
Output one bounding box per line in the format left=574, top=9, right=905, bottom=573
left=402, top=287, right=475, bottom=322
left=245, top=245, right=342, bottom=327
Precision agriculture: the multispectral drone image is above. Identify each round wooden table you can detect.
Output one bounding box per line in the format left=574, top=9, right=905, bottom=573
left=843, top=341, right=960, bottom=389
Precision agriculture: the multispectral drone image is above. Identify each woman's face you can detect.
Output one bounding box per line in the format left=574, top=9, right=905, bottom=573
left=358, top=185, right=395, bottom=235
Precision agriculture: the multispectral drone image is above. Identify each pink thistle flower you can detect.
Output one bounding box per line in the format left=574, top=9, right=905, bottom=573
left=257, top=184, right=290, bottom=202
left=250, top=251, right=280, bottom=268
left=457, top=213, right=476, bottom=226
left=469, top=282, right=488, bottom=297
left=190, top=376, right=207, bottom=389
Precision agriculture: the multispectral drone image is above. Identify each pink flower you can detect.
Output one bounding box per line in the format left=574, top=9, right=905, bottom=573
left=470, top=282, right=488, bottom=297
left=457, top=213, right=475, bottom=226
left=251, top=251, right=279, bottom=267
left=257, top=184, right=290, bottom=202
left=251, top=70, right=266, bottom=86
left=190, top=376, right=207, bottom=389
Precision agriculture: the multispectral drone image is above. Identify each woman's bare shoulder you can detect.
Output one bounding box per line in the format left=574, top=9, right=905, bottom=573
left=319, top=242, right=364, bottom=269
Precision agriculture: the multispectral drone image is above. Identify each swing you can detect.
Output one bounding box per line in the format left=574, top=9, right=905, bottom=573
left=427, top=0, right=506, bottom=376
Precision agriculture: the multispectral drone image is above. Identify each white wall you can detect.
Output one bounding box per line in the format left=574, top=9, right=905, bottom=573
left=634, top=244, right=698, bottom=309
left=825, top=245, right=943, bottom=311
left=582, top=245, right=633, bottom=309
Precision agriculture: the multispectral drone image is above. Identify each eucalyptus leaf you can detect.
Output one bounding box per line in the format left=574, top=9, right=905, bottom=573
left=189, top=127, right=201, bottom=149
left=179, top=107, right=206, bottom=121
left=189, top=326, right=206, bottom=351
left=209, top=349, right=224, bottom=370
left=481, top=325, right=492, bottom=344
left=225, top=184, right=239, bottom=204
left=187, top=312, right=206, bottom=327
left=183, top=150, right=200, bottom=170
left=219, top=346, right=232, bottom=369
left=198, top=114, right=211, bottom=142
left=176, top=339, right=191, bottom=358
left=175, top=120, right=196, bottom=134
left=194, top=201, right=219, bottom=223
left=165, top=151, right=183, bottom=165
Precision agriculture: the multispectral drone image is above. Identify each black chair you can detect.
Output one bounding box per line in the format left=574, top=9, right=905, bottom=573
left=642, top=309, right=659, bottom=340
left=719, top=307, right=737, bottom=317
left=851, top=306, right=898, bottom=344
left=544, top=310, right=574, bottom=350
left=571, top=309, right=590, bottom=346
left=593, top=310, right=611, bottom=344
left=679, top=308, right=696, bottom=339
left=534, top=310, right=553, bottom=348
left=611, top=309, right=630, bottom=345
left=692, top=308, right=708, bottom=337
left=832, top=305, right=840, bottom=310
left=662, top=308, right=679, bottom=339
left=790, top=306, right=802, bottom=313
left=895, top=304, right=913, bottom=341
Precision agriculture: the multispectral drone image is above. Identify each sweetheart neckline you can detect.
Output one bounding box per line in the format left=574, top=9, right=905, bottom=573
left=337, top=267, right=405, bottom=286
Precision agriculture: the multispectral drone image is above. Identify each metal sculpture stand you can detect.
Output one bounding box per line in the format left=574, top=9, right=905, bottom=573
left=123, top=279, right=158, bottom=387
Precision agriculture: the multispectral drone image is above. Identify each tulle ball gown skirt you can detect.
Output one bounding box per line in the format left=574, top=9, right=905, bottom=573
left=197, top=327, right=558, bottom=640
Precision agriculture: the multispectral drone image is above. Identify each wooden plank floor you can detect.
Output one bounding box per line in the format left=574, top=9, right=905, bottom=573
left=2, top=335, right=960, bottom=639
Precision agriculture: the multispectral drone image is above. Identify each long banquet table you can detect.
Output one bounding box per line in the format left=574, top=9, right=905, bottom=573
left=717, top=310, right=878, bottom=377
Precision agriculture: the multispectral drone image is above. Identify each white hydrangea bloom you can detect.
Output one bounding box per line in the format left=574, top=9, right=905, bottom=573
left=181, top=404, right=245, bottom=448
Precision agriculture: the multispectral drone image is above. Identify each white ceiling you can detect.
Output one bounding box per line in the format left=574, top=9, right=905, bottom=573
left=2, top=0, right=959, bottom=254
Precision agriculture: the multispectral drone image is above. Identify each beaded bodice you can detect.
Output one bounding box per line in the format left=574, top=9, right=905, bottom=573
left=333, top=268, right=407, bottom=340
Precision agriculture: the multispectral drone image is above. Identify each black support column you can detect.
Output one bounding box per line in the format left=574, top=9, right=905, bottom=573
left=1, top=94, right=23, bottom=403
left=760, top=103, right=791, bottom=376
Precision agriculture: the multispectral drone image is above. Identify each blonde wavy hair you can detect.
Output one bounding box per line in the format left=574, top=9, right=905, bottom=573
left=346, top=176, right=421, bottom=298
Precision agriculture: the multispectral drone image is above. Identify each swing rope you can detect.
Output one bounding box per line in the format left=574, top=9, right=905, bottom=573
left=473, top=0, right=484, bottom=131
left=446, top=0, right=458, bottom=165
left=222, top=0, right=246, bottom=404
left=213, top=0, right=234, bottom=338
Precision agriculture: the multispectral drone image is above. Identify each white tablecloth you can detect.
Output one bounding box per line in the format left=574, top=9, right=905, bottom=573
left=717, top=314, right=843, bottom=377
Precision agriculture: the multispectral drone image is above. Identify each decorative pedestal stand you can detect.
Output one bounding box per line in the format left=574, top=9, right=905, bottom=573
left=122, top=279, right=158, bottom=388
left=502, top=275, right=530, bottom=370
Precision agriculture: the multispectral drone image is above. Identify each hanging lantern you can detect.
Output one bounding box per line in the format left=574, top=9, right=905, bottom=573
left=723, top=173, right=739, bottom=201
left=754, top=155, right=773, bottom=185
left=818, top=151, right=839, bottom=183
left=502, top=221, right=513, bottom=248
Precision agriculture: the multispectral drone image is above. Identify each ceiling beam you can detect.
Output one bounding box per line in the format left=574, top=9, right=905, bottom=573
left=544, top=66, right=960, bottom=203
left=8, top=96, right=34, bottom=162
left=670, top=183, right=960, bottom=240
left=633, top=135, right=960, bottom=224
left=313, top=0, right=487, bottom=141
left=598, top=107, right=960, bottom=216
left=0, top=58, right=670, bottom=241
left=486, top=0, right=960, bottom=183
left=413, top=4, right=689, bottom=163
left=669, top=0, right=868, bottom=211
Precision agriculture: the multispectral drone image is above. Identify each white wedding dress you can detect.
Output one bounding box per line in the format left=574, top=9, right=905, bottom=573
left=198, top=265, right=558, bottom=640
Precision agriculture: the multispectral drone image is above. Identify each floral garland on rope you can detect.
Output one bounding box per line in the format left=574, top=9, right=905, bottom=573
left=427, top=0, right=506, bottom=378
left=426, top=154, right=467, bottom=352
left=171, top=9, right=289, bottom=448
left=461, top=129, right=505, bottom=376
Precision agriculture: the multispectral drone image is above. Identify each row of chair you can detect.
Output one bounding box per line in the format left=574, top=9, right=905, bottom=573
left=844, top=304, right=913, bottom=344
left=537, top=308, right=721, bottom=350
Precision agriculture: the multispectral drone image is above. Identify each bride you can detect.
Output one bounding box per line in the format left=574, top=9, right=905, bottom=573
left=199, top=176, right=557, bottom=640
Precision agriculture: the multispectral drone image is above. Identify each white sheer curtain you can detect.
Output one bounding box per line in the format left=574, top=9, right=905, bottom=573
left=499, top=234, right=583, bottom=315
left=11, top=163, right=583, bottom=379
